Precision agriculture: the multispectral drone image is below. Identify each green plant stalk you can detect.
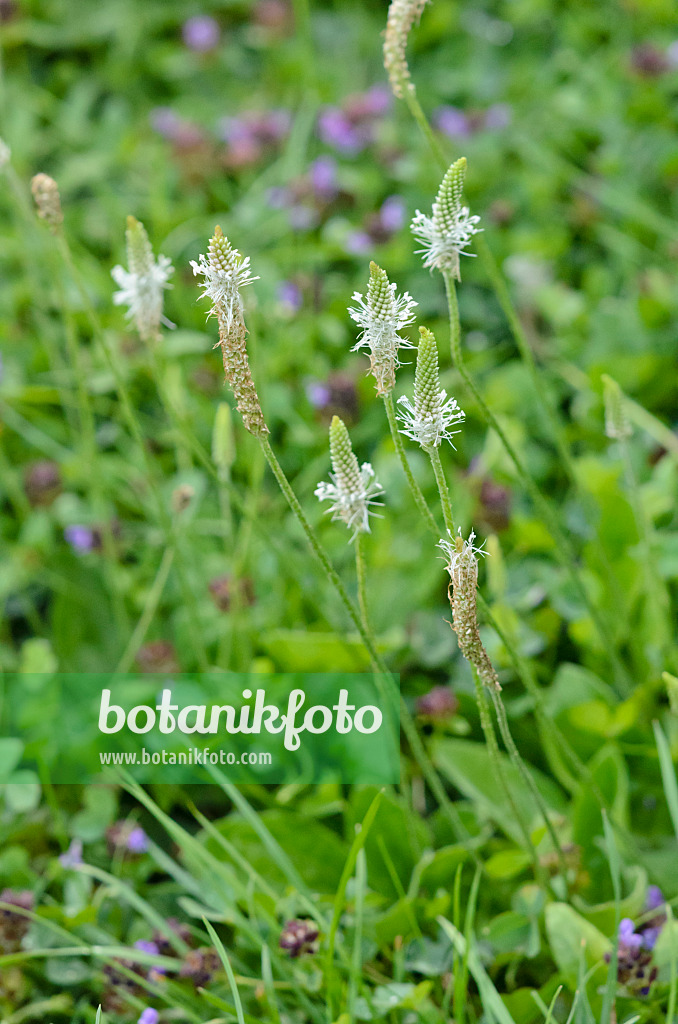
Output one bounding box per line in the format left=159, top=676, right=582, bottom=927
left=472, top=672, right=547, bottom=891
left=444, top=269, right=629, bottom=691
left=383, top=392, right=441, bottom=535
left=489, top=687, right=569, bottom=889
left=424, top=388, right=601, bottom=804
left=56, top=232, right=210, bottom=671
left=403, top=90, right=449, bottom=172
left=115, top=546, right=176, bottom=674
left=400, top=90, right=580, bottom=493
left=53, top=250, right=129, bottom=636
left=619, top=435, right=671, bottom=665
left=355, top=531, right=371, bottom=634
left=428, top=445, right=455, bottom=535
left=258, top=434, right=472, bottom=848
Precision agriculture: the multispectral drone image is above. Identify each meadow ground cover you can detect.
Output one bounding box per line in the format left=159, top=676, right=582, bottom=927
left=1, top=0, right=678, bottom=1021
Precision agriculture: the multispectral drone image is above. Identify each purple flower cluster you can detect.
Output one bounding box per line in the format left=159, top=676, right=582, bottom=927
left=106, top=820, right=149, bottom=856
left=217, top=109, right=290, bottom=169
left=266, top=156, right=341, bottom=232
left=415, top=686, right=459, bottom=720
left=279, top=918, right=319, bottom=957
left=182, top=15, right=220, bottom=52
left=102, top=917, right=219, bottom=1013
left=605, top=887, right=667, bottom=997
left=433, top=103, right=512, bottom=140
left=305, top=372, right=359, bottom=424
left=318, top=86, right=391, bottom=154
left=345, top=194, right=406, bottom=254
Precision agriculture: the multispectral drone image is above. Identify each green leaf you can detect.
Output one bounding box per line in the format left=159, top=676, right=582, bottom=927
left=432, top=738, right=566, bottom=844
left=0, top=738, right=24, bottom=782
left=544, top=903, right=610, bottom=987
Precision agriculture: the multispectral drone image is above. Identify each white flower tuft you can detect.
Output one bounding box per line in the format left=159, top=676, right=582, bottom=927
left=315, top=416, right=384, bottom=540
left=112, top=217, right=174, bottom=341
left=410, top=157, right=482, bottom=279
left=438, top=527, right=487, bottom=577
left=348, top=261, right=417, bottom=395
left=191, top=233, right=258, bottom=330
left=397, top=392, right=464, bottom=449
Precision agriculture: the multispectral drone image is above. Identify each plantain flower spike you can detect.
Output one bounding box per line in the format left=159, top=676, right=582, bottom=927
left=439, top=528, right=501, bottom=691
left=192, top=227, right=268, bottom=438
left=31, top=173, right=63, bottom=232
left=410, top=157, right=482, bottom=280
left=315, top=416, right=383, bottom=540
left=349, top=261, right=417, bottom=396
left=397, top=327, right=465, bottom=448
left=602, top=374, right=632, bottom=441
left=111, top=217, right=174, bottom=342
left=383, top=0, right=429, bottom=100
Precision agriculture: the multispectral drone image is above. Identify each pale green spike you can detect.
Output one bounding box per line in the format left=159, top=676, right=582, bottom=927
left=329, top=415, right=363, bottom=495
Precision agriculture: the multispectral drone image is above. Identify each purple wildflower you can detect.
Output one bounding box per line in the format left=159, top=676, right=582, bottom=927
left=65, top=525, right=95, bottom=553
left=619, top=918, right=643, bottom=950
left=182, top=15, right=220, bottom=52
left=277, top=281, right=303, bottom=312
left=318, top=108, right=370, bottom=154
left=127, top=826, right=149, bottom=854
left=378, top=195, right=405, bottom=233
left=135, top=940, right=160, bottom=956
left=59, top=839, right=83, bottom=868
left=138, top=1009, right=159, bottom=1024
left=434, top=106, right=472, bottom=139
left=344, top=85, right=391, bottom=120
left=345, top=230, right=372, bottom=255
left=306, top=382, right=332, bottom=409
left=279, top=919, right=319, bottom=957
left=607, top=917, right=658, bottom=997
left=646, top=886, right=664, bottom=911
left=415, top=686, right=459, bottom=720
left=309, top=156, right=338, bottom=199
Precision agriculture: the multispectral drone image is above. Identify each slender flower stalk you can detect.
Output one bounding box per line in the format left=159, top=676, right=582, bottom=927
left=440, top=530, right=569, bottom=883
left=111, top=216, right=174, bottom=342
left=397, top=326, right=465, bottom=449
left=315, top=416, right=383, bottom=539
left=411, top=158, right=482, bottom=280
left=443, top=269, right=631, bottom=692
left=349, top=261, right=417, bottom=395
left=193, top=227, right=268, bottom=438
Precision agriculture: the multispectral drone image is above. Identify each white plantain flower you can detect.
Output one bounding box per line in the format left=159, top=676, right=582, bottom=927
left=439, top=527, right=500, bottom=691
left=191, top=229, right=258, bottom=330
left=397, top=327, right=465, bottom=448
left=602, top=373, right=632, bottom=441
left=315, top=415, right=383, bottom=539
left=112, top=216, right=174, bottom=342
left=193, top=227, right=268, bottom=438
left=410, top=157, right=482, bottom=279
left=349, top=261, right=417, bottom=395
